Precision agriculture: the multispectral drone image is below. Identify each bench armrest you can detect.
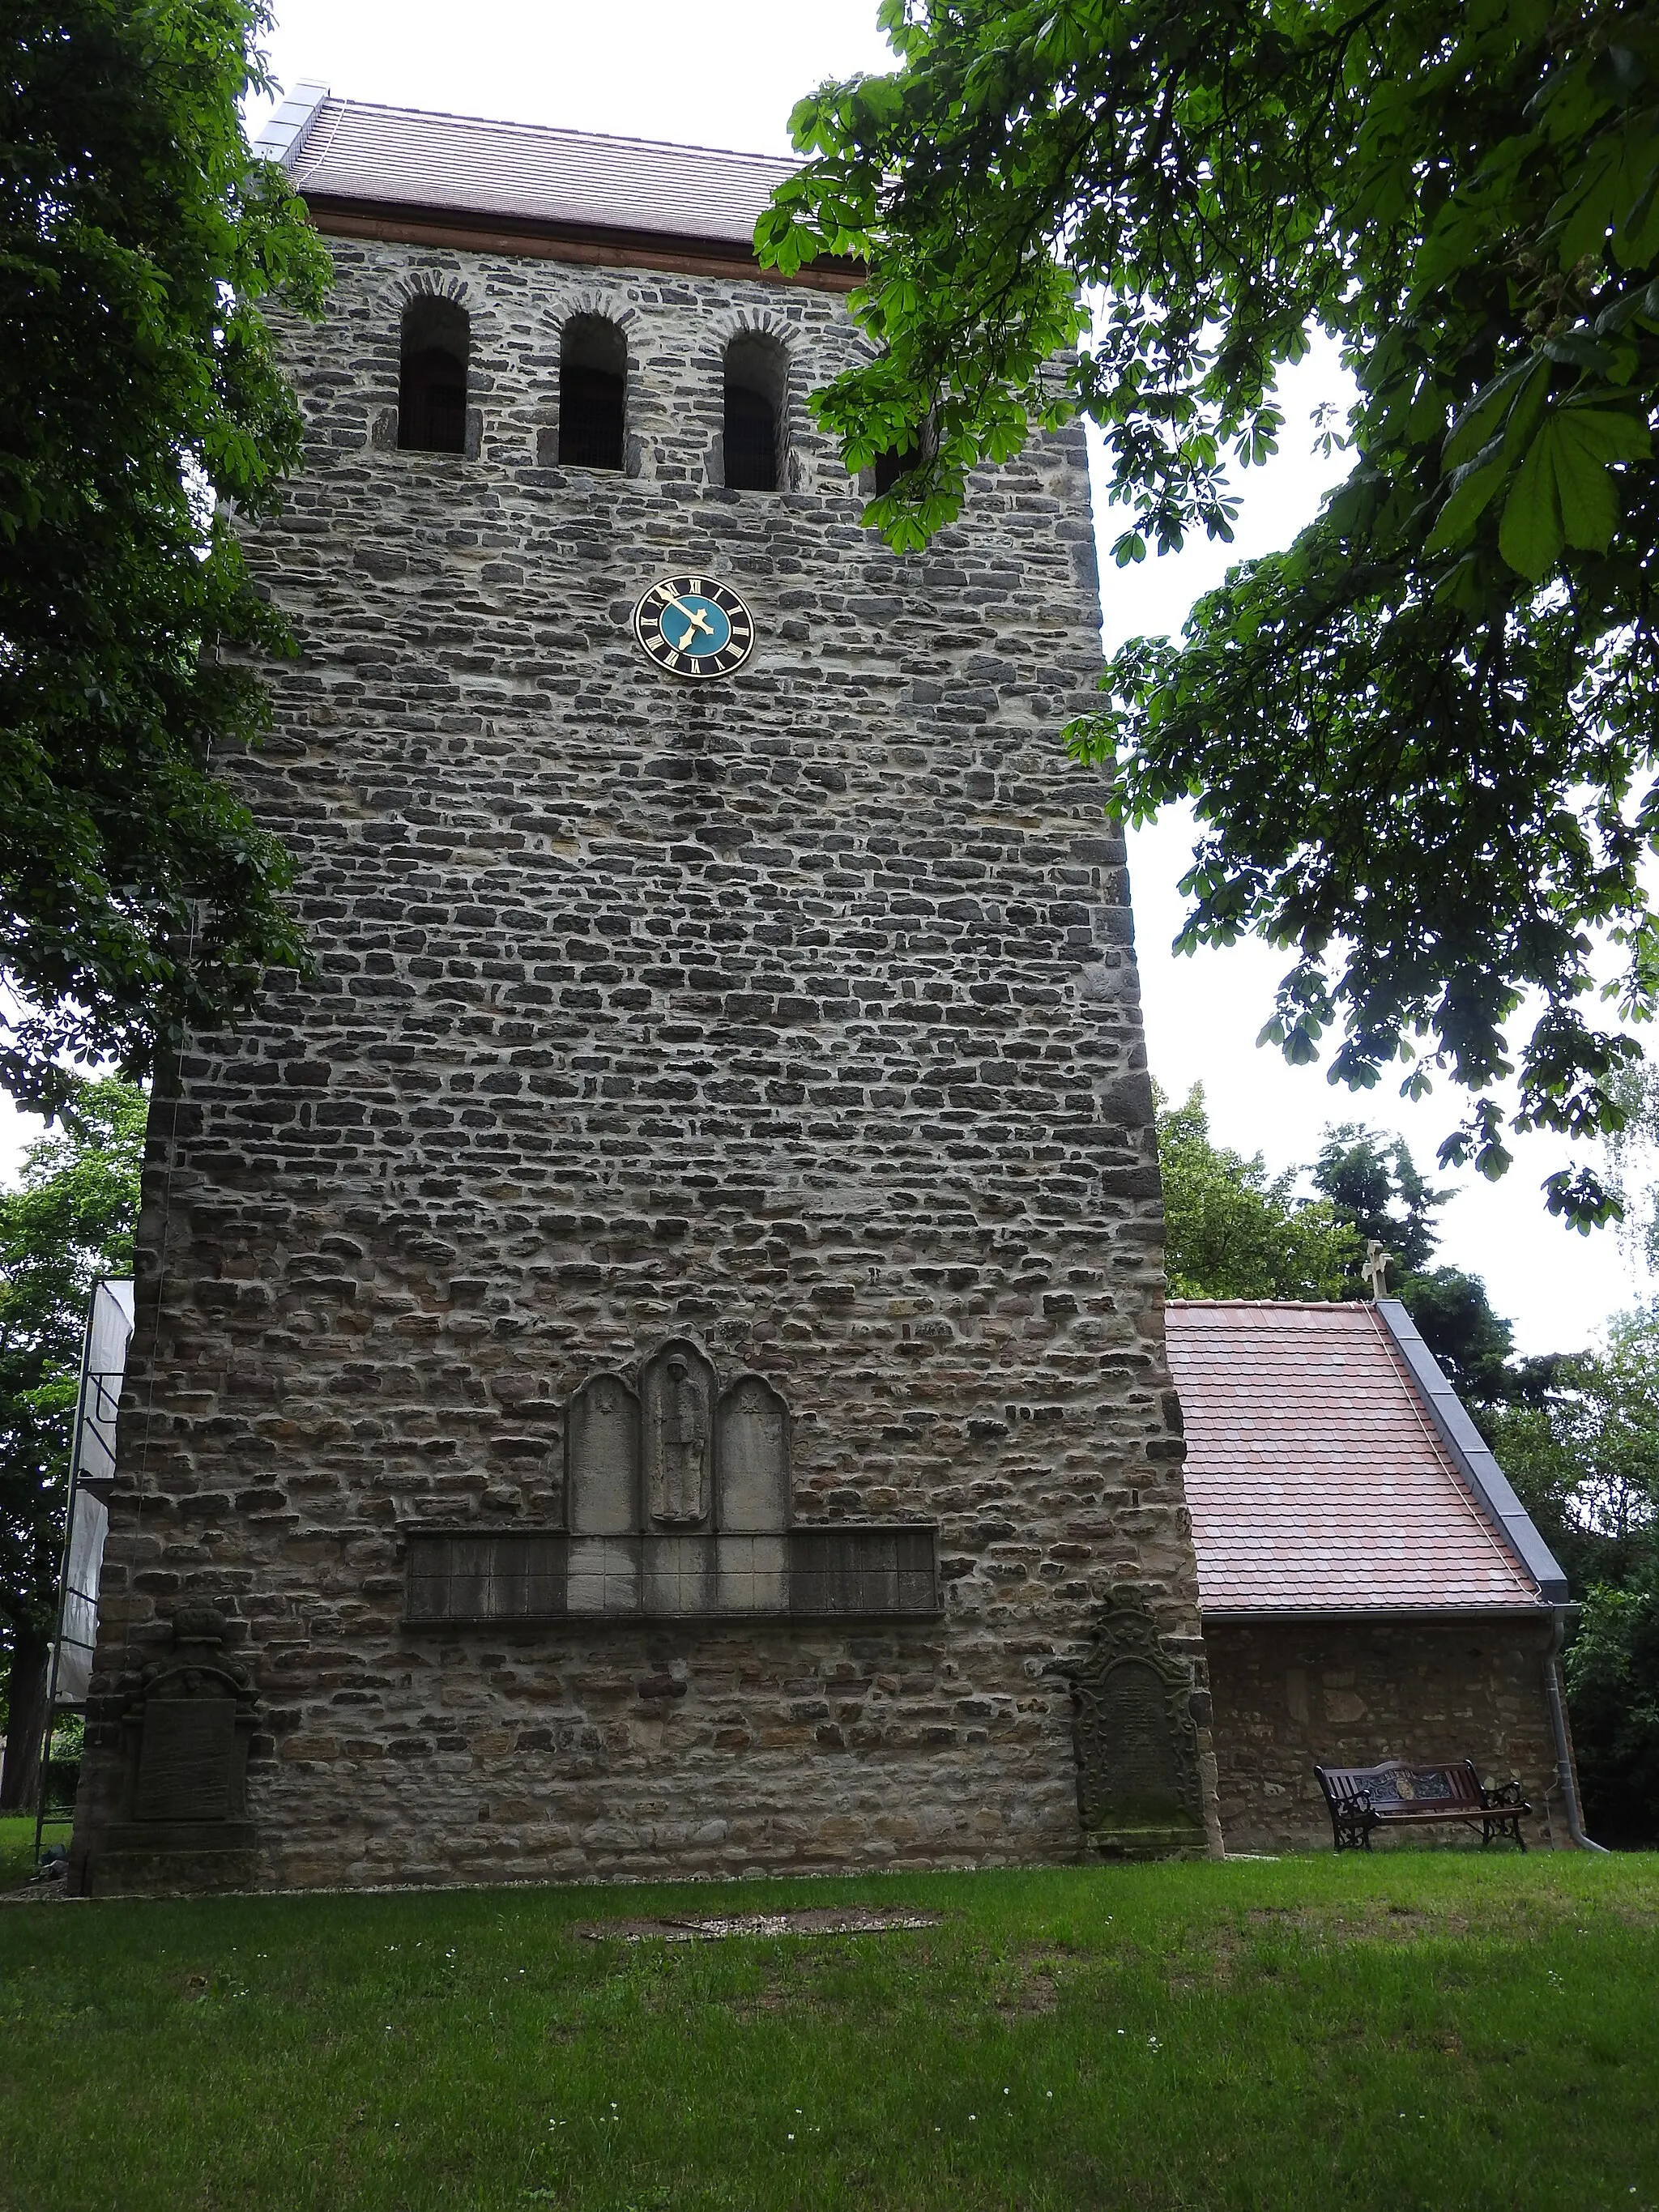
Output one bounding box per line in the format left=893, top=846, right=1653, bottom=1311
left=1480, top=1779, right=1527, bottom=1810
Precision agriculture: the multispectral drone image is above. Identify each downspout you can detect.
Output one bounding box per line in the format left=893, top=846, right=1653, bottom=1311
left=1546, top=1610, right=1608, bottom=1853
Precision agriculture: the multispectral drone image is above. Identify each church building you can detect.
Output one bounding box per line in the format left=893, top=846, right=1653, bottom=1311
left=68, top=91, right=1219, bottom=1892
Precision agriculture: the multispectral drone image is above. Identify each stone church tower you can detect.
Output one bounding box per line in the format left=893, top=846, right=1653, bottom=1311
left=70, top=91, right=1221, bottom=1891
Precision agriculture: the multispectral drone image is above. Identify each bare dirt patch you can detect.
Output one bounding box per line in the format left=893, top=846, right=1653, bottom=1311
left=572, top=1905, right=941, bottom=1944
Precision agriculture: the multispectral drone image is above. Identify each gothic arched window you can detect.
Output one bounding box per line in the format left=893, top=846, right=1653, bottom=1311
left=399, top=296, right=469, bottom=454
left=559, top=316, right=626, bottom=470
left=723, top=333, right=787, bottom=492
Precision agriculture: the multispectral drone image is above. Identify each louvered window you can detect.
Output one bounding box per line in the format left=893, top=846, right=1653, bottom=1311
left=399, top=298, right=469, bottom=454
left=873, top=421, right=932, bottom=495
left=723, top=335, right=787, bottom=493
left=559, top=317, right=626, bottom=470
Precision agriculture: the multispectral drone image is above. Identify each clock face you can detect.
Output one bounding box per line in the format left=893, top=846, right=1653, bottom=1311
left=632, top=575, right=755, bottom=680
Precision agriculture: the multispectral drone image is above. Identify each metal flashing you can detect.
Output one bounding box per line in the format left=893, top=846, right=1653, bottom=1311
left=254, top=81, right=331, bottom=173
left=1371, top=1296, right=1569, bottom=1603
left=1201, top=1604, right=1552, bottom=1623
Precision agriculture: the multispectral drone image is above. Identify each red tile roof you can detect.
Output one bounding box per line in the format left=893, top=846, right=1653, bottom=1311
left=1166, top=1301, right=1545, bottom=1615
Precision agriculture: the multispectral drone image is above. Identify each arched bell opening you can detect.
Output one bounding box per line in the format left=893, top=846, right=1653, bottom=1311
left=723, top=332, right=788, bottom=492
left=559, top=314, right=627, bottom=470
left=398, top=296, right=469, bottom=454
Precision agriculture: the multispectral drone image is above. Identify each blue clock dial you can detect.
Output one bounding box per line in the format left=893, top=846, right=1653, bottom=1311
left=632, top=574, right=756, bottom=681
left=658, top=592, right=730, bottom=656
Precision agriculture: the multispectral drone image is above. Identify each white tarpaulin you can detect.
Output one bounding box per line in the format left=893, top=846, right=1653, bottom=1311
left=49, top=1279, right=134, bottom=1706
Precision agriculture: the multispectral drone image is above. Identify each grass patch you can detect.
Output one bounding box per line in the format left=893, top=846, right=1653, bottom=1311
left=2, top=1854, right=1657, bottom=2210
left=0, top=1813, right=48, bottom=1894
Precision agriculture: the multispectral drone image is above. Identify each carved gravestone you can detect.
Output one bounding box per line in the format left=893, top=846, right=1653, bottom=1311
left=716, top=1374, right=790, bottom=1532
left=1069, top=1589, right=1206, bottom=1858
left=567, top=1373, right=640, bottom=1533
left=641, top=1340, right=714, bottom=1528
left=99, top=1605, right=259, bottom=1888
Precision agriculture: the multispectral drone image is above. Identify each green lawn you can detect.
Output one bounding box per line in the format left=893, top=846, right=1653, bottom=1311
left=2, top=1843, right=1656, bottom=2212
left=1, top=1813, right=43, bottom=1893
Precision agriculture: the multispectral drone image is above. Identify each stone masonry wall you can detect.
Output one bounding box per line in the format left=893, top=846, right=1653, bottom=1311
left=1205, top=1618, right=1569, bottom=1852
left=71, top=233, right=1217, bottom=1891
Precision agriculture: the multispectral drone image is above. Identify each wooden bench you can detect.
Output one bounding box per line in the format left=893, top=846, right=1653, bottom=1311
left=1315, top=1759, right=1529, bottom=1852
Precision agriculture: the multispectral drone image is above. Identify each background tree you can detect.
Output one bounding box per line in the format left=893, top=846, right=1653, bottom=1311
left=1306, top=1123, right=1533, bottom=1411
left=0, top=1078, right=144, bottom=1810
left=2, top=0, right=329, bottom=1113
left=1156, top=1085, right=1358, bottom=1298
left=760, top=0, right=1659, bottom=1223
left=1489, top=1311, right=1659, bottom=1843
left=1311, top=1127, right=1444, bottom=1276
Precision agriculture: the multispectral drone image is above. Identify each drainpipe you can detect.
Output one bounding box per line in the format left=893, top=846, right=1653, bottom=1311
left=1546, top=1610, right=1608, bottom=1853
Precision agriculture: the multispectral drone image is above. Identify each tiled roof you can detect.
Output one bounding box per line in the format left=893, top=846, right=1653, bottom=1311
left=265, top=91, right=798, bottom=249
left=1166, top=1301, right=1547, bottom=1615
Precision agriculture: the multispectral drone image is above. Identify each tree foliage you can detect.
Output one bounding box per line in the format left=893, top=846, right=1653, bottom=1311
left=1311, top=1125, right=1445, bottom=1276
left=1156, top=1085, right=1357, bottom=1298
left=759, top=0, right=1659, bottom=1222
left=0, top=1077, right=144, bottom=1765
left=1491, top=1309, right=1659, bottom=1842
left=1304, top=1123, right=1535, bottom=1409
left=2, top=1, right=330, bottom=1111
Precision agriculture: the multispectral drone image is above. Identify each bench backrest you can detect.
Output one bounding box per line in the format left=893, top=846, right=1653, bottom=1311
left=1316, top=1759, right=1483, bottom=1811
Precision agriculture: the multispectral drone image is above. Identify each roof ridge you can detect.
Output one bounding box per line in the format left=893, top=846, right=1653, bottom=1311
left=307, top=92, right=800, bottom=174
left=1165, top=1298, right=1354, bottom=1311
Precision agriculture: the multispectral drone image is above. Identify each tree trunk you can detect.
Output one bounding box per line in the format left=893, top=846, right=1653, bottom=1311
left=0, top=1637, right=50, bottom=1812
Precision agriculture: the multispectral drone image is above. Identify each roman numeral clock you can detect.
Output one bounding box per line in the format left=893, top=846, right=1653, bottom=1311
left=632, top=575, right=755, bottom=680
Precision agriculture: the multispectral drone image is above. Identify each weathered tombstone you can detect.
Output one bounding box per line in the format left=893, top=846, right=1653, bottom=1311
left=568, top=1373, right=641, bottom=1534
left=1070, top=1589, right=1208, bottom=1857
left=96, top=1605, right=258, bottom=1890
left=716, top=1374, right=791, bottom=1532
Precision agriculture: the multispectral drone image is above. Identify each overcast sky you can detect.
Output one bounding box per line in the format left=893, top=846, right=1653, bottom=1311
left=2, top=0, right=1646, bottom=1356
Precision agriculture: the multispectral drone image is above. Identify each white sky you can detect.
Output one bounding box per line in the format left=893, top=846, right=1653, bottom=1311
left=1, top=0, right=1645, bottom=1356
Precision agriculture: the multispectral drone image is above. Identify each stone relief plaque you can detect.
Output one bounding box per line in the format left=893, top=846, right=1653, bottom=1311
left=565, top=1536, right=642, bottom=1616
left=134, top=1699, right=238, bottom=1822
left=567, top=1373, right=640, bottom=1535
left=716, top=1375, right=791, bottom=1532
left=1070, top=1588, right=1205, bottom=1856
left=1094, top=1660, right=1182, bottom=1804
left=400, top=1342, right=940, bottom=1623
left=645, top=1532, right=717, bottom=1617
left=641, top=1340, right=714, bottom=1528
left=715, top=1533, right=788, bottom=1614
